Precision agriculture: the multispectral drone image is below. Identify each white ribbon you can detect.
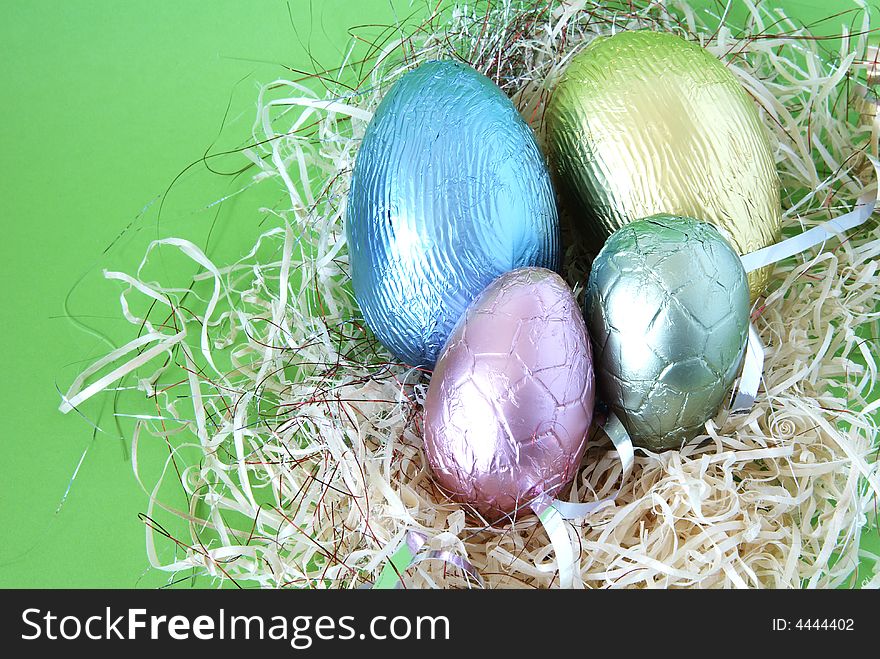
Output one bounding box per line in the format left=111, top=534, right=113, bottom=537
left=369, top=530, right=484, bottom=589
left=741, top=157, right=879, bottom=274
left=731, top=155, right=879, bottom=414
left=729, top=323, right=765, bottom=415
left=533, top=412, right=635, bottom=588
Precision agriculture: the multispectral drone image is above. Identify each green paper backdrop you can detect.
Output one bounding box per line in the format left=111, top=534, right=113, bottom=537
left=0, top=0, right=877, bottom=588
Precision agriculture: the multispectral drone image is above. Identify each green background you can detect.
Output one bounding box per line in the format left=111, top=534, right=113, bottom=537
left=0, top=0, right=877, bottom=588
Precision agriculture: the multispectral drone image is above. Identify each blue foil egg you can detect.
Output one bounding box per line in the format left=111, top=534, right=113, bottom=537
left=346, top=60, right=559, bottom=368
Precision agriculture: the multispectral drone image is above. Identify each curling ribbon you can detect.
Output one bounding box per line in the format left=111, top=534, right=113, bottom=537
left=370, top=530, right=484, bottom=589
left=739, top=174, right=878, bottom=274
left=730, top=154, right=880, bottom=413
left=374, top=414, right=636, bottom=589
left=532, top=412, right=635, bottom=588
left=729, top=323, right=765, bottom=415
left=741, top=154, right=879, bottom=274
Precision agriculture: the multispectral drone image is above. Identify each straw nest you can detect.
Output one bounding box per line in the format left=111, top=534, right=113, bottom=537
left=62, top=0, right=880, bottom=588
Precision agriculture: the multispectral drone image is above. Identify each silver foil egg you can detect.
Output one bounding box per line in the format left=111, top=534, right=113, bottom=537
left=346, top=60, right=559, bottom=368
left=424, top=267, right=595, bottom=522
left=584, top=215, right=749, bottom=451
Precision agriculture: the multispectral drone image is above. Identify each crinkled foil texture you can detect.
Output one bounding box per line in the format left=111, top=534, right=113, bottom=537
left=546, top=31, right=781, bottom=297
left=424, top=268, right=594, bottom=521
left=347, top=60, right=559, bottom=368
left=585, top=215, right=750, bottom=451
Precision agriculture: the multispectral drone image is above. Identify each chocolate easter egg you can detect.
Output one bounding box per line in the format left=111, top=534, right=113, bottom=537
left=584, top=215, right=749, bottom=451
left=546, top=31, right=781, bottom=297
left=347, top=60, right=559, bottom=368
left=424, top=267, right=594, bottom=522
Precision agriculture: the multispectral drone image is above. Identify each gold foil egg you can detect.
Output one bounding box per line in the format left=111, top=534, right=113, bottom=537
left=546, top=30, right=781, bottom=297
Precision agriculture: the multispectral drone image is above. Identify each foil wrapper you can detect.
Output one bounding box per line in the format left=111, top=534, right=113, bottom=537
left=347, top=60, right=559, bottom=368
left=424, top=268, right=595, bottom=522
left=584, top=215, right=749, bottom=451
left=546, top=30, right=781, bottom=297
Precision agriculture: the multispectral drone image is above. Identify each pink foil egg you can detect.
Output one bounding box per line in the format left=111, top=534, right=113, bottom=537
left=423, top=267, right=595, bottom=522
